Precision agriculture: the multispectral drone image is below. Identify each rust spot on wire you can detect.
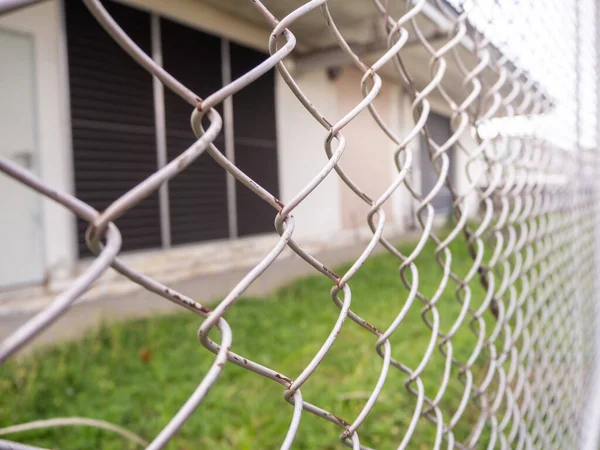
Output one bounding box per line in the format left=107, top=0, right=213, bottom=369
left=275, top=373, right=292, bottom=384
left=322, top=265, right=340, bottom=280
left=274, top=196, right=285, bottom=212
left=195, top=97, right=204, bottom=111
left=325, top=412, right=349, bottom=427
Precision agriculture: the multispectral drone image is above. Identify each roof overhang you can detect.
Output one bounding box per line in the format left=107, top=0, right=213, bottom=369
left=199, top=0, right=552, bottom=118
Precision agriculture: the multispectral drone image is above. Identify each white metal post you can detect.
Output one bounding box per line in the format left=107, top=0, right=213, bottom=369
left=151, top=14, right=171, bottom=249
left=221, top=38, right=238, bottom=239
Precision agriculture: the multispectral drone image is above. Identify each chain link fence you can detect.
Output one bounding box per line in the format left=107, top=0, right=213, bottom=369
left=0, top=0, right=599, bottom=449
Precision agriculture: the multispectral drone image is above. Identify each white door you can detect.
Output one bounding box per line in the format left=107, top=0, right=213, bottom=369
left=0, top=29, right=44, bottom=288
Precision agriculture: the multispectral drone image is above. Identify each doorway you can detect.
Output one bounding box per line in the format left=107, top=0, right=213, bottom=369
left=419, top=112, right=454, bottom=215
left=0, top=29, right=44, bottom=288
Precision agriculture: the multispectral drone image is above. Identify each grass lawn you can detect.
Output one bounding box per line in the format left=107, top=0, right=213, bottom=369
left=0, top=234, right=495, bottom=449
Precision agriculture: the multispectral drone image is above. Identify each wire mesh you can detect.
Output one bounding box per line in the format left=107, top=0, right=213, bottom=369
left=0, top=0, right=599, bottom=449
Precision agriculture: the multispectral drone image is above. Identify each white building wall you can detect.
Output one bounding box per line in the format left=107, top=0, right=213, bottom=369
left=333, top=68, right=409, bottom=237
left=394, top=89, right=422, bottom=227
left=456, top=130, right=480, bottom=218
left=386, top=82, right=412, bottom=228
left=396, top=88, right=420, bottom=228
left=275, top=69, right=342, bottom=239
left=0, top=0, right=76, bottom=283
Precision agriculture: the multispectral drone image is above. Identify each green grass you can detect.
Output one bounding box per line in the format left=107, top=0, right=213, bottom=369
left=0, top=235, right=497, bottom=449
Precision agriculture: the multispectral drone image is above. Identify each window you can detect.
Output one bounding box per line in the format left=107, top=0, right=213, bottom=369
left=66, top=1, right=279, bottom=257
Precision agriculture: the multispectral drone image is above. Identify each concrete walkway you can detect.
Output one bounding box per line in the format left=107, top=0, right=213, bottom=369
left=0, top=236, right=403, bottom=352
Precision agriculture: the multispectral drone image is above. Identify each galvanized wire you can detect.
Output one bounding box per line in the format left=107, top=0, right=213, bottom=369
left=0, top=0, right=599, bottom=449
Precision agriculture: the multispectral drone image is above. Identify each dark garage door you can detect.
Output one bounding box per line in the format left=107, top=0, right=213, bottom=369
left=66, top=0, right=161, bottom=256
left=231, top=43, right=279, bottom=237
left=161, top=17, right=229, bottom=245
left=67, top=1, right=279, bottom=256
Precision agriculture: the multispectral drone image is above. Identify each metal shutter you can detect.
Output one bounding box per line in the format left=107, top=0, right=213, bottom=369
left=230, top=43, right=280, bottom=237
left=66, top=0, right=161, bottom=256
left=161, top=18, right=229, bottom=245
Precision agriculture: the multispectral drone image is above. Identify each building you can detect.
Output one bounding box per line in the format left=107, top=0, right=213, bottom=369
left=0, top=0, right=480, bottom=308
